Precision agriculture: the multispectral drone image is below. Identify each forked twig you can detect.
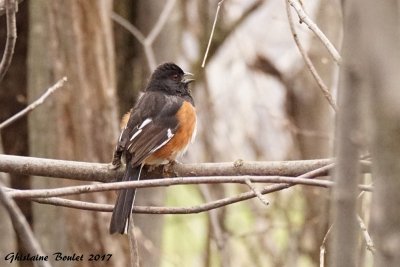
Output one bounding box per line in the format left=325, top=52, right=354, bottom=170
left=285, top=0, right=338, bottom=112
left=287, top=0, right=341, bottom=64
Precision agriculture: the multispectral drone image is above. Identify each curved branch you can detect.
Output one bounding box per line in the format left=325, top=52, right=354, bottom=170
left=287, top=0, right=342, bottom=64
left=0, top=0, right=17, bottom=82
left=0, top=180, right=51, bottom=267
left=285, top=0, right=338, bottom=112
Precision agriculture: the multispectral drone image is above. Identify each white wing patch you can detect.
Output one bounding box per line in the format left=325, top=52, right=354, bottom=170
left=139, top=118, right=152, bottom=129
left=150, top=128, right=174, bottom=153
left=129, top=118, right=152, bottom=141
left=130, top=129, right=143, bottom=141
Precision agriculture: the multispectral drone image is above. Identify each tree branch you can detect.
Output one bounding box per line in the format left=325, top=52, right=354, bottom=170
left=201, top=0, right=225, bottom=67
left=245, top=179, right=269, bottom=206
left=287, top=0, right=342, bottom=64
left=3, top=162, right=372, bottom=217
left=0, top=77, right=67, bottom=130
left=0, top=180, right=52, bottom=267
left=0, top=154, right=371, bottom=183
left=285, top=0, right=338, bottom=112
left=0, top=0, right=22, bottom=16
left=0, top=0, right=17, bottom=82
left=5, top=174, right=372, bottom=200
left=111, top=0, right=176, bottom=71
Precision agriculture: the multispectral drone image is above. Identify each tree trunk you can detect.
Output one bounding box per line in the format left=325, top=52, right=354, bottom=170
left=28, top=0, right=123, bottom=266
left=362, top=1, right=400, bottom=266
left=330, top=1, right=365, bottom=266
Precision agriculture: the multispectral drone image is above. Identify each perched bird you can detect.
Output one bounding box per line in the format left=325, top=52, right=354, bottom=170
left=109, top=62, right=196, bottom=234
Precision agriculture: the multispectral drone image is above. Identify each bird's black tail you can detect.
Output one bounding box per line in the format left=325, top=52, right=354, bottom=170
left=109, top=164, right=142, bottom=234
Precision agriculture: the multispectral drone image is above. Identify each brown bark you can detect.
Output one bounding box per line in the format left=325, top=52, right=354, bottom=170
left=28, top=0, right=123, bottom=266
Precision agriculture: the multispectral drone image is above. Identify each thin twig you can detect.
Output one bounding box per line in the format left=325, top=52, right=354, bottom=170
left=287, top=0, right=341, bottom=64
left=24, top=162, right=369, bottom=216
left=285, top=0, right=338, bottom=112
left=356, top=215, right=375, bottom=254
left=0, top=77, right=68, bottom=130
left=245, top=179, right=269, bottom=206
left=6, top=175, right=373, bottom=200
left=110, top=12, right=145, bottom=44
left=201, top=0, right=226, bottom=68
left=146, top=0, right=176, bottom=44
left=0, top=181, right=52, bottom=267
left=319, top=224, right=333, bottom=267
left=128, top=220, right=140, bottom=267
left=0, top=0, right=17, bottom=82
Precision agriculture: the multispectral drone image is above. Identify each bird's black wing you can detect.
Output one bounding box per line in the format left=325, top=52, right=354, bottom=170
left=115, top=92, right=182, bottom=167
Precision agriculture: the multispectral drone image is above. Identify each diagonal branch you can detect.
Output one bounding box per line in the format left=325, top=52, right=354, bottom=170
left=111, top=0, right=176, bottom=71
left=285, top=0, right=338, bottom=112
left=201, top=0, right=225, bottom=67
left=0, top=77, right=67, bottom=130
left=287, top=0, right=342, bottom=64
left=0, top=180, right=52, bottom=267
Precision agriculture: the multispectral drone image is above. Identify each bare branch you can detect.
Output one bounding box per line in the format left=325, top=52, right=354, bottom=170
left=0, top=0, right=22, bottom=16
left=110, top=12, right=145, bottom=44
left=0, top=154, right=368, bottom=183
left=287, top=0, right=342, bottom=64
left=285, top=0, right=338, bottom=112
left=320, top=224, right=333, bottom=267
left=0, top=77, right=68, bottom=130
left=356, top=215, right=375, bottom=254
left=10, top=162, right=371, bottom=218
left=17, top=161, right=369, bottom=219
left=201, top=0, right=225, bottom=67
left=146, top=0, right=176, bottom=45
left=0, top=0, right=17, bottom=82
left=0, top=180, right=52, bottom=267
left=245, top=179, right=269, bottom=206
left=6, top=174, right=372, bottom=200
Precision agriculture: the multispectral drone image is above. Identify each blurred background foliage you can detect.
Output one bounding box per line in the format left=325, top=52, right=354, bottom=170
left=0, top=0, right=373, bottom=267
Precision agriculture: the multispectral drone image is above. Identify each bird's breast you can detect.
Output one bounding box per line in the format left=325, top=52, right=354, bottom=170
left=145, top=101, right=197, bottom=164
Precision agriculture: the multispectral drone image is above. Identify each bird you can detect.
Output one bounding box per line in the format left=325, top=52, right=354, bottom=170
left=109, top=62, right=196, bottom=234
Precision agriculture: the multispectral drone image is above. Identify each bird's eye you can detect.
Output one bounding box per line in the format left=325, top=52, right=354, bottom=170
left=171, top=74, right=180, bottom=81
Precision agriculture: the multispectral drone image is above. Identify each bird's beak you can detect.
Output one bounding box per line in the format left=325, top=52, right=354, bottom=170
left=181, top=72, right=195, bottom=84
